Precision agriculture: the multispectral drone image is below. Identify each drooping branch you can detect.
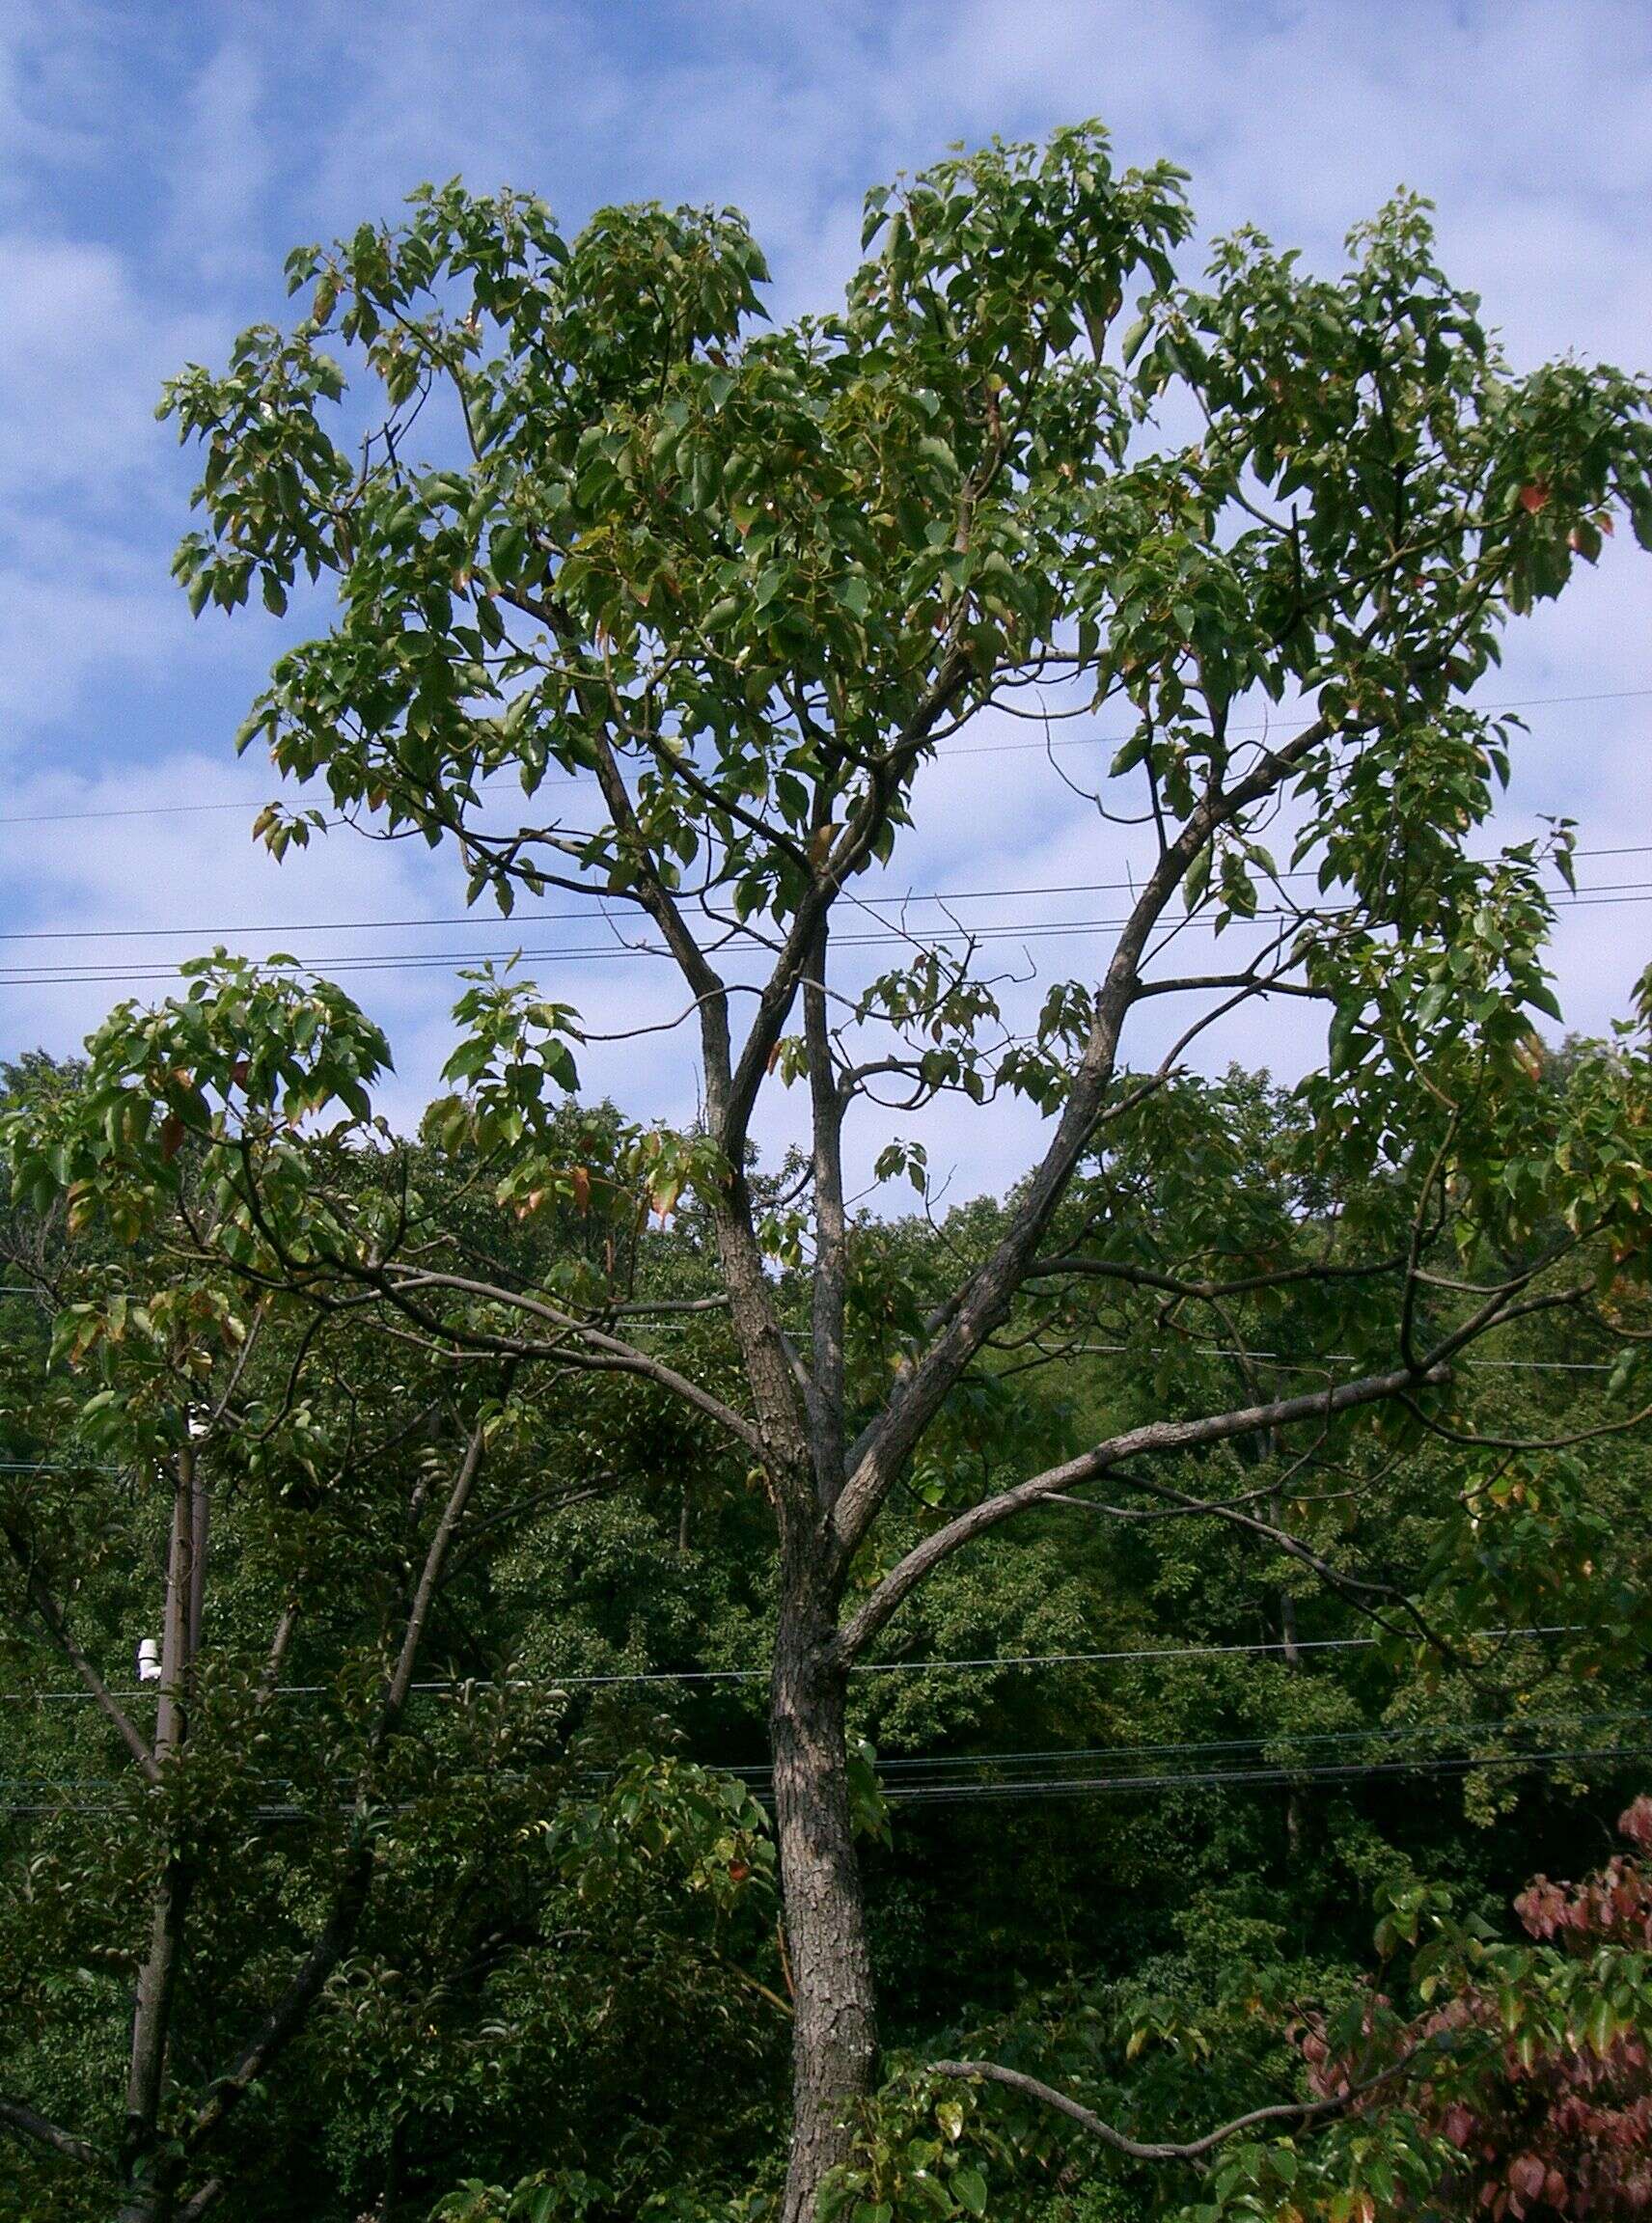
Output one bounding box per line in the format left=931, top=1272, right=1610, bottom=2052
left=372, top=1269, right=762, bottom=1452
left=929, top=2046, right=1420, bottom=2164
left=1401, top=1391, right=1652, bottom=1455
left=838, top=1359, right=1445, bottom=1660
left=1044, top=1470, right=1441, bottom=1648
left=841, top=1249, right=1591, bottom=1661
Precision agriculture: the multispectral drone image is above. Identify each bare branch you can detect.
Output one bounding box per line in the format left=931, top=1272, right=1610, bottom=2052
left=0, top=2094, right=103, bottom=2170
left=368, top=1270, right=762, bottom=1454
left=805, top=913, right=848, bottom=1500
left=1129, top=972, right=1331, bottom=1002
left=838, top=1360, right=1445, bottom=1660
left=1025, top=1252, right=1406, bottom=1304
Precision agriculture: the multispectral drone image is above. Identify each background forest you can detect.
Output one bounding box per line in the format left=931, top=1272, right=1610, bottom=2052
left=3, top=1054, right=1649, bottom=2223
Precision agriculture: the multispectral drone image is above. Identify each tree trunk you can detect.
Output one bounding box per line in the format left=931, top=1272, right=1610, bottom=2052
left=120, top=1449, right=202, bottom=2221
left=772, top=1595, right=877, bottom=2223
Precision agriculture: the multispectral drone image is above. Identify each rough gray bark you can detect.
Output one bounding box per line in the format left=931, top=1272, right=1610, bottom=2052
left=771, top=1589, right=875, bottom=2223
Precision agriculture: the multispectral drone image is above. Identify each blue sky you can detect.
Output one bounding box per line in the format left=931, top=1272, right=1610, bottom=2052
left=1, top=0, right=1649, bottom=1188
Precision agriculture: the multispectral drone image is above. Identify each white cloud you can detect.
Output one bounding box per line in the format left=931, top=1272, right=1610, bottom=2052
left=0, top=233, right=208, bottom=502
left=0, top=546, right=182, bottom=730
left=0, top=0, right=120, bottom=212
left=164, top=37, right=269, bottom=287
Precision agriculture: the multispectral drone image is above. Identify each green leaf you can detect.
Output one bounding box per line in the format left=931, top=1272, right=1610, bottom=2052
left=1121, top=312, right=1153, bottom=364
left=1110, top=727, right=1151, bottom=777
left=951, top=2167, right=987, bottom=2216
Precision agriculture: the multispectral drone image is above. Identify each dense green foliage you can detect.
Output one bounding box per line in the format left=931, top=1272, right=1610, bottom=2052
left=3, top=1057, right=1650, bottom=2221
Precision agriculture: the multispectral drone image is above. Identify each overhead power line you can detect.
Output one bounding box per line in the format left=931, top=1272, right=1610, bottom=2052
left=1, top=1742, right=1642, bottom=1824
left=9, top=1713, right=1644, bottom=1802
left=880, top=1742, right=1652, bottom=1806
left=710, top=1708, right=1652, bottom=1782
left=2, top=684, right=1648, bottom=832
left=6, top=1626, right=1584, bottom=1708
left=15, top=1704, right=1637, bottom=1783
left=1, top=884, right=1648, bottom=992
left=2, top=848, right=1648, bottom=951
left=946, top=685, right=1652, bottom=755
